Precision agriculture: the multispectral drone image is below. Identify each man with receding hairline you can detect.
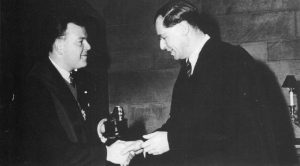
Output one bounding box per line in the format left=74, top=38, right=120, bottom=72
left=16, top=14, right=138, bottom=166
left=139, top=0, right=298, bottom=165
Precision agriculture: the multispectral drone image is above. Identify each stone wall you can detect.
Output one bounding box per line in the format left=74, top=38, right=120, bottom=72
left=98, top=0, right=300, bottom=134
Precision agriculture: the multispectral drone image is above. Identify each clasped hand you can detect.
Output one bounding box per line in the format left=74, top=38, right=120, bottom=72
left=97, top=119, right=170, bottom=165
left=141, top=131, right=170, bottom=156
left=97, top=119, right=143, bottom=165
left=106, top=140, right=143, bottom=166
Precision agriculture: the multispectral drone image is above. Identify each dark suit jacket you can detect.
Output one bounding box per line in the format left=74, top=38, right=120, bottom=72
left=156, top=38, right=298, bottom=166
left=16, top=58, right=108, bottom=166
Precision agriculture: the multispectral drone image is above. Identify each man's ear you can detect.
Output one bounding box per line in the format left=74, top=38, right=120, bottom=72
left=53, top=38, right=64, bottom=56
left=178, top=21, right=190, bottom=36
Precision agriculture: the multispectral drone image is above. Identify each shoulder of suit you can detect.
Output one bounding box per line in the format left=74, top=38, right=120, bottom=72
left=211, top=40, right=254, bottom=62
left=205, top=40, right=255, bottom=71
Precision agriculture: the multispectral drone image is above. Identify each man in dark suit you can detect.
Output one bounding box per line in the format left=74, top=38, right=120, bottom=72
left=15, top=14, right=135, bottom=166
left=141, top=0, right=298, bottom=165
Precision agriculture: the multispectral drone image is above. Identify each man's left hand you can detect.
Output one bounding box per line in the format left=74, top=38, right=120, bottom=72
left=97, top=118, right=107, bottom=143
left=141, top=131, right=169, bottom=155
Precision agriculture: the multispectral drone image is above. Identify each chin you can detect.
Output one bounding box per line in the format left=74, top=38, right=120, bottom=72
left=173, top=56, right=180, bottom=60
left=171, top=53, right=179, bottom=60
left=78, top=62, right=88, bottom=69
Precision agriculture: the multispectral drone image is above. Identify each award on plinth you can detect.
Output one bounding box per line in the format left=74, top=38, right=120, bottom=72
left=104, top=106, right=128, bottom=145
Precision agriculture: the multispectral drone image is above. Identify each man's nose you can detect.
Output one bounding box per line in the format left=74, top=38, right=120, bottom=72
left=84, top=40, right=91, bottom=51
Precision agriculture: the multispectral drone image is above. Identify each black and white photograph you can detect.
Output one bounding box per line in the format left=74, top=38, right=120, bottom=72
left=1, top=0, right=300, bottom=165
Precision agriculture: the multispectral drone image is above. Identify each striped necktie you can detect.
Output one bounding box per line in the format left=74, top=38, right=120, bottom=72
left=185, top=60, right=192, bottom=77
left=69, top=72, right=76, bottom=88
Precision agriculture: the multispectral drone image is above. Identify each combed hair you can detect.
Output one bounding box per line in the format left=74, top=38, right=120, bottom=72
left=41, top=13, right=88, bottom=53
left=154, top=0, right=220, bottom=39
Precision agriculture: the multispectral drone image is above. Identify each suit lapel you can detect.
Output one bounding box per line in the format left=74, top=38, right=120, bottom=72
left=192, top=38, right=215, bottom=79
left=39, top=59, right=86, bottom=142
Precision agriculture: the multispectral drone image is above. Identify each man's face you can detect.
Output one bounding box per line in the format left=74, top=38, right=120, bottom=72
left=155, top=16, right=188, bottom=60
left=60, top=23, right=91, bottom=71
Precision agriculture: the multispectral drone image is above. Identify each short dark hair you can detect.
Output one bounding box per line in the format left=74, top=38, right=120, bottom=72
left=41, top=13, right=87, bottom=53
left=154, top=0, right=220, bottom=38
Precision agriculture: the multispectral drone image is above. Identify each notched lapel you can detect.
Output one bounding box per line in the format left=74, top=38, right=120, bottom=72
left=41, top=59, right=86, bottom=142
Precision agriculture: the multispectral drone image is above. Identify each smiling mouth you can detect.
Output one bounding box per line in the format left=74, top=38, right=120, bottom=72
left=80, top=55, right=88, bottom=60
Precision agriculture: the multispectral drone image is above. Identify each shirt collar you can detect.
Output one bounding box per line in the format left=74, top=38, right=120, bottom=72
left=49, top=56, right=71, bottom=83
left=187, top=34, right=210, bottom=74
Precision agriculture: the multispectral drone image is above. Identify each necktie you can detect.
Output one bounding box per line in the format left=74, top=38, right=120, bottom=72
left=69, top=72, right=76, bottom=88
left=69, top=71, right=86, bottom=120
left=185, top=60, right=192, bottom=77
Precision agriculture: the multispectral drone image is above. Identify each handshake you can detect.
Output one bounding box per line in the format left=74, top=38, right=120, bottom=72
left=97, top=106, right=170, bottom=165
left=97, top=117, right=143, bottom=166
left=97, top=106, right=142, bottom=165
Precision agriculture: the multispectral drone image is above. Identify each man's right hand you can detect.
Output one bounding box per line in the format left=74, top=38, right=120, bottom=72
left=97, top=118, right=107, bottom=143
left=106, top=140, right=131, bottom=165
left=122, top=140, right=144, bottom=155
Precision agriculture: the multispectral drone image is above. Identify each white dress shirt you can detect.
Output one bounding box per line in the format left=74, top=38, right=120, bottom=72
left=187, top=34, right=210, bottom=75
left=49, top=57, right=71, bottom=83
